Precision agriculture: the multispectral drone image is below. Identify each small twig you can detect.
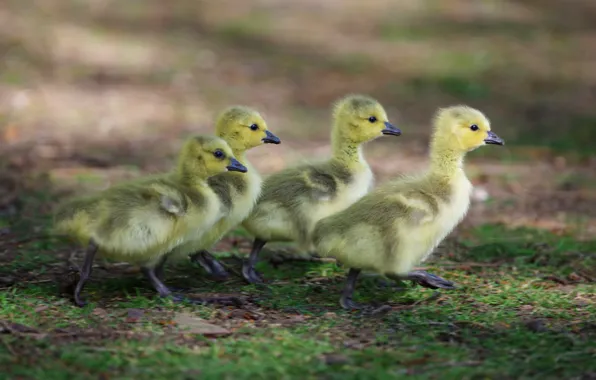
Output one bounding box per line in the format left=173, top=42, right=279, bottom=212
left=0, top=321, right=45, bottom=339
left=25, top=279, right=55, bottom=285
left=542, top=275, right=569, bottom=285
left=578, top=271, right=596, bottom=282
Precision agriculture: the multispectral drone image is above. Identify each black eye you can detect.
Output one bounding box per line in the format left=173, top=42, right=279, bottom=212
left=470, top=124, right=479, bottom=131
left=368, top=116, right=377, bottom=123
left=213, top=150, right=225, bottom=159
left=250, top=124, right=259, bottom=131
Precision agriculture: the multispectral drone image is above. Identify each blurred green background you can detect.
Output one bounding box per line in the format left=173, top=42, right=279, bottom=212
left=0, top=0, right=595, bottom=235
left=2, top=0, right=595, bottom=151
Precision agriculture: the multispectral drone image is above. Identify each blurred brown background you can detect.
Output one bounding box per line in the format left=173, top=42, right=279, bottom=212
left=1, top=0, right=595, bottom=237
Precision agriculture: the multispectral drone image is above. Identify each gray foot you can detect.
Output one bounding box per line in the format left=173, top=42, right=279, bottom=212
left=407, top=270, right=456, bottom=289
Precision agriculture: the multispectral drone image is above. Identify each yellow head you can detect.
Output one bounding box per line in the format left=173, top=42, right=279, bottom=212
left=177, top=135, right=247, bottom=179
left=215, top=106, right=280, bottom=153
left=432, top=105, right=504, bottom=152
left=332, top=94, right=401, bottom=143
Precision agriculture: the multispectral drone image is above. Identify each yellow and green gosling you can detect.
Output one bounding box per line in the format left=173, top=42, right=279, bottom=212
left=241, top=94, right=401, bottom=284
left=313, top=105, right=504, bottom=310
left=168, top=106, right=280, bottom=280
left=53, top=135, right=247, bottom=307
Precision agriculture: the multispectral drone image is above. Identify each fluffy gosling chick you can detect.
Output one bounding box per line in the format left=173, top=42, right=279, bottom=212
left=53, top=135, right=247, bottom=307
left=170, top=106, right=280, bottom=279
left=241, top=94, right=401, bottom=284
left=313, top=106, right=504, bottom=310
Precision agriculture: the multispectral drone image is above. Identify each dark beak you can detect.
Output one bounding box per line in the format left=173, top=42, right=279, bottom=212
left=226, top=158, right=247, bottom=173
left=262, top=130, right=281, bottom=144
left=381, top=121, right=401, bottom=136
left=484, top=131, right=504, bottom=146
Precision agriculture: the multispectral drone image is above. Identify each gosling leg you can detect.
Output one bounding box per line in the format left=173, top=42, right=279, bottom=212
left=242, top=238, right=266, bottom=284
left=405, top=270, right=456, bottom=289
left=340, top=269, right=393, bottom=314
left=190, top=250, right=229, bottom=281
left=142, top=265, right=173, bottom=298
left=73, top=240, right=98, bottom=307
left=154, top=254, right=190, bottom=293
left=142, top=265, right=242, bottom=306
left=340, top=268, right=366, bottom=310
left=154, top=254, right=169, bottom=282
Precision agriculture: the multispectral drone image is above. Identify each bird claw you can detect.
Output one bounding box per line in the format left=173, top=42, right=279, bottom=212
left=340, top=296, right=366, bottom=310
left=407, top=270, right=456, bottom=289
left=242, top=265, right=265, bottom=284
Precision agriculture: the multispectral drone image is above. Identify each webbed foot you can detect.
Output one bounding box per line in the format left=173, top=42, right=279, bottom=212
left=340, top=295, right=366, bottom=310
left=191, top=250, right=229, bottom=281
left=407, top=270, right=456, bottom=289
left=73, top=293, right=87, bottom=308
left=144, top=266, right=243, bottom=307
left=339, top=270, right=393, bottom=315
left=242, top=238, right=267, bottom=284
left=242, top=264, right=265, bottom=284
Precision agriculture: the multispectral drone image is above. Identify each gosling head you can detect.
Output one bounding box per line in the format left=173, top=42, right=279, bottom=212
left=332, top=94, right=401, bottom=143
left=215, top=106, right=280, bottom=153
left=178, top=135, right=248, bottom=179
left=433, top=105, right=504, bottom=153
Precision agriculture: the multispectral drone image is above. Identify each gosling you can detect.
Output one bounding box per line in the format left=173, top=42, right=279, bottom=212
left=241, top=94, right=401, bottom=284
left=53, top=135, right=247, bottom=306
left=313, top=105, right=504, bottom=310
left=170, top=106, right=280, bottom=279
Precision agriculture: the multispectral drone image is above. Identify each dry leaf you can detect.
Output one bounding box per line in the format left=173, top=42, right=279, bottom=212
left=173, top=312, right=230, bottom=336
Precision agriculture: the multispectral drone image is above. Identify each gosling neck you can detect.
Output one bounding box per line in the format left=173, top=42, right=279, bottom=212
left=175, top=164, right=209, bottom=189
left=218, top=135, right=250, bottom=166
left=331, top=133, right=365, bottom=169
left=428, top=140, right=466, bottom=180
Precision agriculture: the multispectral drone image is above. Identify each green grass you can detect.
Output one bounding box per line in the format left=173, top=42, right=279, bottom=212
left=1, top=218, right=595, bottom=379
left=214, top=11, right=273, bottom=45
left=515, top=114, right=596, bottom=155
